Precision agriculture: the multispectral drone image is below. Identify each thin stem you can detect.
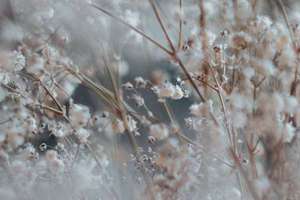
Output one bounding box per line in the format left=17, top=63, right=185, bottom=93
left=34, top=104, right=64, bottom=115
left=176, top=57, right=206, bottom=102
left=23, top=72, right=65, bottom=112
left=276, top=1, right=300, bottom=125
left=198, top=0, right=209, bottom=96
left=101, top=47, right=155, bottom=199
left=0, top=118, right=11, bottom=125
left=177, top=0, right=183, bottom=50
left=148, top=0, right=206, bottom=102
left=193, top=75, right=218, bottom=92
left=232, top=0, right=239, bottom=23
left=230, top=148, right=261, bottom=200
left=208, top=64, right=234, bottom=148
left=199, top=0, right=208, bottom=57
left=92, top=3, right=206, bottom=102
left=276, top=0, right=297, bottom=49
left=91, top=4, right=172, bottom=55
left=148, top=0, right=176, bottom=53
left=162, top=101, right=184, bottom=144
left=162, top=100, right=234, bottom=168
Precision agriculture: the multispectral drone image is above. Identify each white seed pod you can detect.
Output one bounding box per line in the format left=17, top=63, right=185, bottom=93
left=112, top=118, right=125, bottom=134
left=69, top=104, right=91, bottom=128
left=149, top=123, right=169, bottom=140
left=75, top=128, right=90, bottom=144
left=171, top=85, right=184, bottom=100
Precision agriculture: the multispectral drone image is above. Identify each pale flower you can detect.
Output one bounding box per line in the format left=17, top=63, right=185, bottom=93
left=132, top=94, right=144, bottom=107
left=149, top=123, right=169, bottom=140
left=127, top=115, right=137, bottom=132
left=283, top=123, right=295, bottom=143
left=0, top=87, right=7, bottom=103
left=12, top=51, right=26, bottom=71
left=123, top=82, right=134, bottom=90
left=45, top=150, right=64, bottom=174
left=134, top=76, right=147, bottom=88
left=153, top=82, right=184, bottom=100
left=189, top=101, right=212, bottom=117
left=112, top=118, right=125, bottom=134
left=283, top=95, right=298, bottom=114
left=172, top=85, right=184, bottom=100
left=232, top=112, right=247, bottom=129
left=69, top=103, right=91, bottom=128
left=75, top=128, right=90, bottom=144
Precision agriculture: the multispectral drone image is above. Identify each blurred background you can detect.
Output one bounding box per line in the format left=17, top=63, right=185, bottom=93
left=1, top=0, right=300, bottom=146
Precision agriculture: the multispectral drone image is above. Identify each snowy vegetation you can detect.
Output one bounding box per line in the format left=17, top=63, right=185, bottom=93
left=1, top=0, right=300, bottom=199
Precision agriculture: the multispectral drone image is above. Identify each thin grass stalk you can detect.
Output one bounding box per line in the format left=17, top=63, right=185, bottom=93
left=177, top=0, right=183, bottom=50
left=148, top=0, right=176, bottom=53
left=198, top=0, right=210, bottom=97
left=232, top=0, right=239, bottom=23
left=65, top=66, right=121, bottom=111
left=102, top=49, right=156, bottom=200
left=276, top=0, right=299, bottom=127
left=162, top=101, right=233, bottom=168
left=91, top=3, right=206, bottom=102
left=162, top=101, right=184, bottom=144
left=102, top=51, right=139, bottom=153
left=148, top=0, right=206, bottom=102
left=91, top=4, right=172, bottom=55
left=208, top=64, right=234, bottom=148
left=230, top=148, right=261, bottom=200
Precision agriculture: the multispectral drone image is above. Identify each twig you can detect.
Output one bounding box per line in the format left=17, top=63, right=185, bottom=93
left=0, top=118, right=11, bottom=125
left=230, top=148, right=261, bottom=200
left=91, top=4, right=172, bottom=55
left=177, top=0, right=183, bottom=50
left=92, top=3, right=206, bottom=102
left=276, top=0, right=297, bottom=49
left=33, top=103, right=64, bottom=115
left=148, top=0, right=176, bottom=53
left=208, top=64, right=234, bottom=148
left=162, top=99, right=234, bottom=168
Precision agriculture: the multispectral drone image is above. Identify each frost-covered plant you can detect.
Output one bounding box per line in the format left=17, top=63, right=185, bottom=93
left=1, top=0, right=300, bottom=199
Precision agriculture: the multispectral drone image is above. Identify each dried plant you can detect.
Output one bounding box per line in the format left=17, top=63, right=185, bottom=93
left=1, top=0, right=300, bottom=199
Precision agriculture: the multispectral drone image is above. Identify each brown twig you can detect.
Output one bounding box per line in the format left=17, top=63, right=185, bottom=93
left=230, top=148, right=261, bottom=200
left=92, top=3, right=206, bottom=102
left=177, top=0, right=183, bottom=50
left=91, top=4, right=172, bottom=55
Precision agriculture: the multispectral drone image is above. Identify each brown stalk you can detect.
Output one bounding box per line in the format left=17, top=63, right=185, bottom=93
left=246, top=137, right=261, bottom=178
left=177, top=0, right=183, bottom=50
left=147, top=0, right=206, bottom=102
left=252, top=76, right=265, bottom=113
left=276, top=0, right=297, bottom=49
left=276, top=0, right=299, bottom=127
left=65, top=66, right=120, bottom=111
left=148, top=0, right=176, bottom=52
left=91, top=4, right=172, bottom=55
left=102, top=50, right=139, bottom=153
left=101, top=48, right=156, bottom=199
left=230, top=148, right=261, bottom=200
left=21, top=72, right=65, bottom=113
left=232, top=0, right=239, bottom=23
left=34, top=103, right=64, bottom=115
left=92, top=3, right=206, bottom=102
left=208, top=64, right=234, bottom=148
left=0, top=118, right=11, bottom=125
left=192, top=75, right=218, bottom=92
left=162, top=100, right=233, bottom=168
left=198, top=0, right=208, bottom=58
left=176, top=58, right=206, bottom=102
left=198, top=0, right=210, bottom=98
left=251, top=0, right=258, bottom=16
